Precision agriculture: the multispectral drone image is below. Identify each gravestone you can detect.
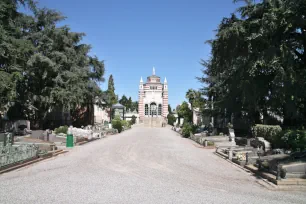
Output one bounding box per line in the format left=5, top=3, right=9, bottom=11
left=229, top=129, right=235, bottom=142
left=257, top=137, right=271, bottom=152
left=180, top=118, right=184, bottom=125
left=228, top=147, right=233, bottom=161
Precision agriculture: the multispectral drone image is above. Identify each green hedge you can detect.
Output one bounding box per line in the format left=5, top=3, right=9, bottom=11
left=252, top=124, right=282, bottom=142
left=274, top=129, right=306, bottom=151
left=207, top=141, right=214, bottom=146
left=112, top=117, right=123, bottom=133
left=167, top=114, right=176, bottom=126
left=131, top=115, right=136, bottom=125
left=128, top=120, right=133, bottom=127
left=112, top=117, right=131, bottom=133
left=54, top=126, right=68, bottom=134
left=181, top=123, right=198, bottom=138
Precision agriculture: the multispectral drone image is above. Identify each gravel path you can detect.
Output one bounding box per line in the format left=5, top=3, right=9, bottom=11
left=0, top=127, right=305, bottom=204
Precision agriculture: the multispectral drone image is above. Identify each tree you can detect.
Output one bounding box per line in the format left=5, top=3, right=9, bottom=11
left=131, top=101, right=138, bottom=112
left=168, top=104, right=172, bottom=114
left=186, top=89, right=205, bottom=110
left=1, top=1, right=105, bottom=128
left=119, top=95, right=128, bottom=108
left=106, top=75, right=117, bottom=106
left=199, top=0, right=306, bottom=128
left=167, top=113, right=176, bottom=126
left=131, top=115, right=136, bottom=125
left=177, top=101, right=192, bottom=124
left=186, top=89, right=197, bottom=108
left=25, top=9, right=104, bottom=127
left=127, top=97, right=132, bottom=111
left=0, top=0, right=36, bottom=113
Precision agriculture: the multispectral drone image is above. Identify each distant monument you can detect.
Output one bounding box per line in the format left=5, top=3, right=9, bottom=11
left=138, top=67, right=168, bottom=123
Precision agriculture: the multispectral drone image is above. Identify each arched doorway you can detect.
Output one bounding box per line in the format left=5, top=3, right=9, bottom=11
left=150, top=102, right=157, bottom=117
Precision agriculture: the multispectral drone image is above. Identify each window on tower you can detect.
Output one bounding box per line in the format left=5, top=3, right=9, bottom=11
left=145, top=104, right=148, bottom=115
left=158, top=104, right=162, bottom=115
left=150, top=86, right=158, bottom=90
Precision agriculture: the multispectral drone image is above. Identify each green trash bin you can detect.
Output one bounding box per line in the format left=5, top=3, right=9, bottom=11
left=66, top=133, right=74, bottom=148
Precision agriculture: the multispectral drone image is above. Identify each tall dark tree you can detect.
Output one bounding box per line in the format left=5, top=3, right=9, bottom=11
left=177, top=101, right=192, bottom=124
left=119, top=95, right=128, bottom=108
left=107, top=75, right=117, bottom=106
left=186, top=89, right=205, bottom=110
left=199, top=0, right=306, bottom=128
left=131, top=101, right=138, bottom=112
left=168, top=104, right=172, bottom=114
left=1, top=1, right=105, bottom=128
left=0, top=0, right=36, bottom=113
left=127, top=97, right=132, bottom=111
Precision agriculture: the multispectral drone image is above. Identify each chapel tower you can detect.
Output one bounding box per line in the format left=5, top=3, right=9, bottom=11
left=138, top=68, right=168, bottom=123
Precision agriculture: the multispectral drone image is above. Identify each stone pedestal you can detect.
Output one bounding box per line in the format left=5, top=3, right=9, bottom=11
left=228, top=147, right=233, bottom=161
left=247, top=139, right=251, bottom=146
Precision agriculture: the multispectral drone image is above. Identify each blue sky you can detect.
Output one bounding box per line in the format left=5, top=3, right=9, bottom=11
left=27, top=0, right=244, bottom=108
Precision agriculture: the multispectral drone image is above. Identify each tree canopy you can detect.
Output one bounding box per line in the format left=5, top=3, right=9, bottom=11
left=177, top=101, right=192, bottom=124
left=119, top=95, right=128, bottom=108
left=185, top=89, right=205, bottom=110
left=106, top=75, right=117, bottom=106
left=118, top=95, right=138, bottom=112
left=168, top=104, right=172, bottom=114
left=199, top=0, right=306, bottom=128
left=0, top=0, right=105, bottom=127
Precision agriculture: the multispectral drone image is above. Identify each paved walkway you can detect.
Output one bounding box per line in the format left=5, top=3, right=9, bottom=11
left=0, top=127, right=305, bottom=204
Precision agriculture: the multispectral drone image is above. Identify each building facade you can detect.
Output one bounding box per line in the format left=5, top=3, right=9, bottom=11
left=138, top=68, right=168, bottom=122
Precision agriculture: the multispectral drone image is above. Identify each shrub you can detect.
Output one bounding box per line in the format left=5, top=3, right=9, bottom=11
left=207, top=141, right=214, bottom=146
left=121, top=119, right=131, bottom=129
left=131, top=115, right=136, bottom=125
left=181, top=123, right=197, bottom=138
left=128, top=120, right=133, bottom=127
left=252, top=124, right=282, bottom=142
left=121, top=120, right=128, bottom=127
left=167, top=114, right=176, bottom=126
left=274, top=129, right=306, bottom=151
left=54, top=126, right=68, bottom=134
left=112, top=116, right=123, bottom=133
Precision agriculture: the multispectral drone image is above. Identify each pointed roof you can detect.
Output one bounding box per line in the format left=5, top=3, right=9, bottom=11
left=112, top=103, right=125, bottom=109
left=140, top=77, right=143, bottom=83
left=164, top=77, right=167, bottom=83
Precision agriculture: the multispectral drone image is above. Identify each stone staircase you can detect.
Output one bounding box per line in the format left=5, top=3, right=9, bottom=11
left=143, top=117, right=164, bottom=127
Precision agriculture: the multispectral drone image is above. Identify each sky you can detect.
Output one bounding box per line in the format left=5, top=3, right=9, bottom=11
left=26, top=0, right=244, bottom=108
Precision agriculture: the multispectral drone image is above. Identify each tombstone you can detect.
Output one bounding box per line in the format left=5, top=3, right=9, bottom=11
left=257, top=137, right=271, bottom=152
left=247, top=139, right=251, bottom=146
left=228, top=148, right=233, bottom=161
left=13, top=120, right=30, bottom=135
left=3, top=133, right=13, bottom=146
left=31, top=130, right=44, bottom=140
left=229, top=129, right=235, bottom=142
left=212, top=128, right=218, bottom=136
left=180, top=118, right=184, bottom=125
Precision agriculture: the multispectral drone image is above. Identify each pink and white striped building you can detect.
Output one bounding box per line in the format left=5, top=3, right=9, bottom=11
left=138, top=68, right=168, bottom=123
